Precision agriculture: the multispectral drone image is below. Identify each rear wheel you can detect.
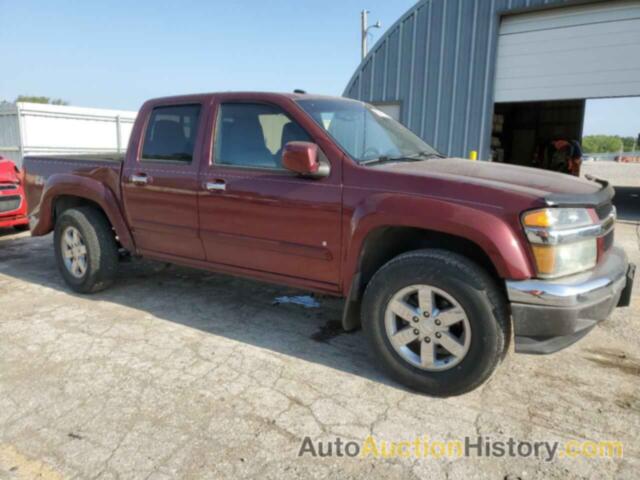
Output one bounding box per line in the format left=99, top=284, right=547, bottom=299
left=54, top=207, right=118, bottom=293
left=362, top=249, right=509, bottom=397
left=13, top=224, right=29, bottom=232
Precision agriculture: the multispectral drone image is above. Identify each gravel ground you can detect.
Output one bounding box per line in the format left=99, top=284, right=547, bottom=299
left=0, top=222, right=638, bottom=479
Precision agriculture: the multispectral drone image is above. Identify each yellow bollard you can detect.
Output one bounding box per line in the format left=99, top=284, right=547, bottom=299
left=469, top=150, right=478, bottom=161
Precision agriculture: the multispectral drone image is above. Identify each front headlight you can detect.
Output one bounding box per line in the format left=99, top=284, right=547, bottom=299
left=522, top=208, right=599, bottom=279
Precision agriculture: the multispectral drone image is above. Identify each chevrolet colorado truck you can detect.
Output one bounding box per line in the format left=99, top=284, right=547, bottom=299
left=23, top=92, right=635, bottom=396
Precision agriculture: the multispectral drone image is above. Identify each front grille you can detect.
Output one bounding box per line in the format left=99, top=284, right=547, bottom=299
left=0, top=195, right=21, bottom=213
left=0, top=183, right=17, bottom=191
left=596, top=202, right=613, bottom=220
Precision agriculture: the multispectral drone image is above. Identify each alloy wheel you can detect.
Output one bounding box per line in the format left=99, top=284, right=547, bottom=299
left=384, top=284, right=471, bottom=371
left=61, top=226, right=88, bottom=279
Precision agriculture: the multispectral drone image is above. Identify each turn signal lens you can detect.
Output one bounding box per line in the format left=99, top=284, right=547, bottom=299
left=530, top=245, right=556, bottom=275
left=522, top=208, right=594, bottom=229
left=523, top=210, right=553, bottom=228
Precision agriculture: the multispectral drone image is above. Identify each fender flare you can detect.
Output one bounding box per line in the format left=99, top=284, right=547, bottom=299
left=340, top=193, right=533, bottom=330
left=32, top=173, right=135, bottom=252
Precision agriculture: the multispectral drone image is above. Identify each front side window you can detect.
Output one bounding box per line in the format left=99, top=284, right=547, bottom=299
left=297, top=98, right=439, bottom=164
left=214, top=103, right=311, bottom=169
left=142, top=104, right=201, bottom=163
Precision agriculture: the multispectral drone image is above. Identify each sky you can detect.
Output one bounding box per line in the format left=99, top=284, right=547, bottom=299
left=1, top=0, right=638, bottom=137
left=583, top=98, right=640, bottom=138
left=0, top=0, right=414, bottom=110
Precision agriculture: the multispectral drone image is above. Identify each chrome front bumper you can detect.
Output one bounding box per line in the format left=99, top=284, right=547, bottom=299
left=506, top=247, right=634, bottom=354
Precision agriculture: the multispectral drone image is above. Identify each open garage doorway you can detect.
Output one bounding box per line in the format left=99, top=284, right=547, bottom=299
left=491, top=100, right=584, bottom=170
left=492, top=96, right=640, bottom=221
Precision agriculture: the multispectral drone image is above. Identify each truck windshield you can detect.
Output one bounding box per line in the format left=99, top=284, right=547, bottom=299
left=296, top=98, right=441, bottom=164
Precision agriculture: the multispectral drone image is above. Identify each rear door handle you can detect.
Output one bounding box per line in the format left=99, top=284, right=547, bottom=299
left=130, top=174, right=149, bottom=185
left=205, top=181, right=226, bottom=192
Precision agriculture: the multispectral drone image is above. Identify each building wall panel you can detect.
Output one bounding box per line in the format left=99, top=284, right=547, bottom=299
left=384, top=28, right=401, bottom=101
left=422, top=0, right=443, bottom=142
left=409, top=4, right=429, bottom=131
left=398, top=15, right=416, bottom=125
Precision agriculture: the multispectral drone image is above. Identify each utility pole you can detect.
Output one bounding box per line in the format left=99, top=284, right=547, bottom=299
left=361, top=10, right=382, bottom=60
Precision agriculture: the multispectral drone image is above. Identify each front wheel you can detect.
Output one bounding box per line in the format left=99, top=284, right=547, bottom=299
left=362, top=249, right=510, bottom=397
left=54, top=207, right=119, bottom=293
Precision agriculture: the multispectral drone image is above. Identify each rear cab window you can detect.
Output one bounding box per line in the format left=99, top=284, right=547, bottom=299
left=142, top=104, right=201, bottom=163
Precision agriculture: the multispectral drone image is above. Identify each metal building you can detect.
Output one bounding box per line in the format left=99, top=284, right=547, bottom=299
left=344, top=0, right=640, bottom=163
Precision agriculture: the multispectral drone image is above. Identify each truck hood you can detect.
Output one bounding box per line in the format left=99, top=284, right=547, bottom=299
left=375, top=157, right=606, bottom=203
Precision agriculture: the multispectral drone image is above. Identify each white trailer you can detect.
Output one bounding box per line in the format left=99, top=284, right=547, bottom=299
left=0, top=102, right=137, bottom=167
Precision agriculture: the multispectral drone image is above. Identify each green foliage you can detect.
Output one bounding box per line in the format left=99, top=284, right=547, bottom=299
left=15, top=95, right=69, bottom=105
left=581, top=135, right=637, bottom=153
left=621, top=137, right=637, bottom=152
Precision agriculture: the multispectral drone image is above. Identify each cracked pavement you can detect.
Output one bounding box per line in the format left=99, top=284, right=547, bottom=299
left=0, top=223, right=638, bottom=479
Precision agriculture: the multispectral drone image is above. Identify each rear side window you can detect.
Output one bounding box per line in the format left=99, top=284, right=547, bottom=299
left=142, top=104, right=201, bottom=163
left=214, top=103, right=311, bottom=169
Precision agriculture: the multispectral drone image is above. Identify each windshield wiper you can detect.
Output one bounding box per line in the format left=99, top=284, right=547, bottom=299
left=415, top=151, right=446, bottom=159
left=360, top=155, right=424, bottom=166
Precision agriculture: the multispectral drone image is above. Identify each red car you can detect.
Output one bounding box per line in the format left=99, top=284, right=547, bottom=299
left=0, top=157, right=29, bottom=231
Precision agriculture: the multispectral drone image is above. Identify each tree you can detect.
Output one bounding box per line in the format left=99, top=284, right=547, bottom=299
left=621, top=136, right=638, bottom=152
left=15, top=95, right=69, bottom=105
left=582, top=135, right=623, bottom=153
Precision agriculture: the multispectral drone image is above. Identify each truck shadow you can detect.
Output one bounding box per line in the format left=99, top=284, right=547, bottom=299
left=0, top=233, right=395, bottom=388
left=0, top=228, right=25, bottom=239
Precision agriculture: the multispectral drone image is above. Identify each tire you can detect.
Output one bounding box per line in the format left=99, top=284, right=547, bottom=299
left=13, top=224, right=29, bottom=232
left=54, top=207, right=119, bottom=293
left=362, top=249, right=510, bottom=397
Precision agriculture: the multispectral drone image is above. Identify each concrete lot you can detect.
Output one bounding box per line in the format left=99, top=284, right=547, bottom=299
left=0, top=222, right=638, bottom=479
left=582, top=163, right=640, bottom=222
left=582, top=162, right=640, bottom=188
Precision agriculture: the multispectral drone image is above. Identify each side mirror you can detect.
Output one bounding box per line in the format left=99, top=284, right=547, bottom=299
left=282, top=142, right=330, bottom=178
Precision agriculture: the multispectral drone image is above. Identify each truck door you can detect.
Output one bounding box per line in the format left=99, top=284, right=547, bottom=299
left=198, top=99, right=342, bottom=288
left=122, top=101, right=206, bottom=260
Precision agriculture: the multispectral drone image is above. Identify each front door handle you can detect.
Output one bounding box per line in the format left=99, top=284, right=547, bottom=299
left=130, top=174, right=149, bottom=185
left=205, top=181, right=226, bottom=192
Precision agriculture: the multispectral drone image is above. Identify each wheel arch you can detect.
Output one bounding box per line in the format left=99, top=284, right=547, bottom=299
left=358, top=226, right=502, bottom=292
left=33, top=174, right=135, bottom=252
left=342, top=225, right=509, bottom=331
left=339, top=186, right=537, bottom=332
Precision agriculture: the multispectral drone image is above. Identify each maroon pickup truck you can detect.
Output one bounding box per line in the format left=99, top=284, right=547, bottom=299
left=24, top=92, right=634, bottom=396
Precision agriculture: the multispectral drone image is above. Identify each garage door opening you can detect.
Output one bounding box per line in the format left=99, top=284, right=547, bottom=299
left=491, top=100, right=584, bottom=171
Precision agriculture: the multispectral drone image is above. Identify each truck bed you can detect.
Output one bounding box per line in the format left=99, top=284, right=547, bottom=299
left=23, top=153, right=124, bottom=219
